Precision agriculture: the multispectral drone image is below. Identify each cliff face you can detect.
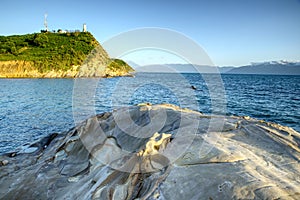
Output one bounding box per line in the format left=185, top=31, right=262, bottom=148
left=0, top=104, right=299, bottom=199
left=0, top=32, right=134, bottom=78
left=0, top=60, right=79, bottom=78
left=77, top=46, right=134, bottom=78
left=0, top=59, right=133, bottom=78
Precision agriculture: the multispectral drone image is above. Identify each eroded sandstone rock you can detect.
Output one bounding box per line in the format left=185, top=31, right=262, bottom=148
left=0, top=104, right=299, bottom=199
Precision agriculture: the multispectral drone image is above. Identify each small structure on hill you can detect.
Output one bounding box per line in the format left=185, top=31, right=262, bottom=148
left=83, top=23, right=87, bottom=32
left=40, top=13, right=87, bottom=33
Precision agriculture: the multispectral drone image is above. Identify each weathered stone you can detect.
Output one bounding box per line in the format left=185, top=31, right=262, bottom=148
left=0, top=104, right=299, bottom=199
left=1, top=160, right=8, bottom=166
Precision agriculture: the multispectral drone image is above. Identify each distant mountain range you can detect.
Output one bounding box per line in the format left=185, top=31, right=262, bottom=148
left=225, top=61, right=300, bottom=75
left=127, top=60, right=300, bottom=75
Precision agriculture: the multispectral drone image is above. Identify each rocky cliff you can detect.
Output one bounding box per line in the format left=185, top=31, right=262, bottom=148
left=77, top=45, right=134, bottom=78
left=0, top=32, right=134, bottom=78
left=0, top=60, right=80, bottom=78
left=0, top=104, right=299, bottom=199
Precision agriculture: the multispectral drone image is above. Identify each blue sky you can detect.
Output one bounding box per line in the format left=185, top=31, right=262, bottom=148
left=1, top=0, right=300, bottom=66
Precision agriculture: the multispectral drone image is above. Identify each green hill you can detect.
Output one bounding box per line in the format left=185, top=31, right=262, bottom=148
left=0, top=32, right=134, bottom=78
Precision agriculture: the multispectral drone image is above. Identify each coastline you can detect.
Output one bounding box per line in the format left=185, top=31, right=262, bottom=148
left=0, top=60, right=134, bottom=78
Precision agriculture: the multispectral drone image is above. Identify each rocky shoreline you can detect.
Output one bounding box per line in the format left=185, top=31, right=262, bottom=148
left=0, top=104, right=299, bottom=199
left=0, top=61, right=80, bottom=78
left=0, top=60, right=134, bottom=78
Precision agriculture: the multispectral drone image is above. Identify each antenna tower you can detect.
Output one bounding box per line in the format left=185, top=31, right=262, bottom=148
left=44, top=13, right=48, bottom=32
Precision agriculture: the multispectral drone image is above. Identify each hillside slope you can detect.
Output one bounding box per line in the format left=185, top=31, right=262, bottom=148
left=0, top=32, right=133, bottom=78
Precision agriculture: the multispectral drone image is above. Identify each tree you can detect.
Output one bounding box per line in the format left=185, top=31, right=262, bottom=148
left=33, top=34, right=49, bottom=48
left=0, top=49, right=7, bottom=54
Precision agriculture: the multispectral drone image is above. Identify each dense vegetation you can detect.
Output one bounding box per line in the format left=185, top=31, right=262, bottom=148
left=0, top=32, right=99, bottom=72
left=107, top=59, right=134, bottom=73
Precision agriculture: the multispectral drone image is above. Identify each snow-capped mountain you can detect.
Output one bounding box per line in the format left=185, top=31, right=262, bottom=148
left=250, top=60, right=300, bottom=66
left=227, top=60, right=300, bottom=75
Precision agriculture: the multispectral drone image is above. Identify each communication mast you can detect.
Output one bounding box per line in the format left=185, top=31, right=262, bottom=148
left=44, top=13, right=48, bottom=32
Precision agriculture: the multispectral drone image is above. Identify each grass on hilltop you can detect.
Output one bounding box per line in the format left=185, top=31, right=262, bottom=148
left=0, top=32, right=100, bottom=72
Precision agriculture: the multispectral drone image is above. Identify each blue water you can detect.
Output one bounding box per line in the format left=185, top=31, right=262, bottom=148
left=0, top=73, right=299, bottom=153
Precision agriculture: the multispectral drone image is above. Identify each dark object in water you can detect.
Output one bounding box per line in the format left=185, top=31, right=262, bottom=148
left=191, top=85, right=197, bottom=90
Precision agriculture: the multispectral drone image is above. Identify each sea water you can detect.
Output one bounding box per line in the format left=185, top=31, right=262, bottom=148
left=0, top=73, right=299, bottom=153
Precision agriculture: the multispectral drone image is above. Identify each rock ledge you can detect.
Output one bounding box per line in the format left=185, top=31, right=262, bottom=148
left=0, top=104, right=299, bottom=199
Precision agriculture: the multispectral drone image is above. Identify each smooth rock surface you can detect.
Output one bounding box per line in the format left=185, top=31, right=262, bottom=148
left=0, top=104, right=299, bottom=199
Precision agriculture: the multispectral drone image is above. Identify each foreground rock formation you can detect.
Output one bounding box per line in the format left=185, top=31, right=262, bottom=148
left=0, top=104, right=299, bottom=199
